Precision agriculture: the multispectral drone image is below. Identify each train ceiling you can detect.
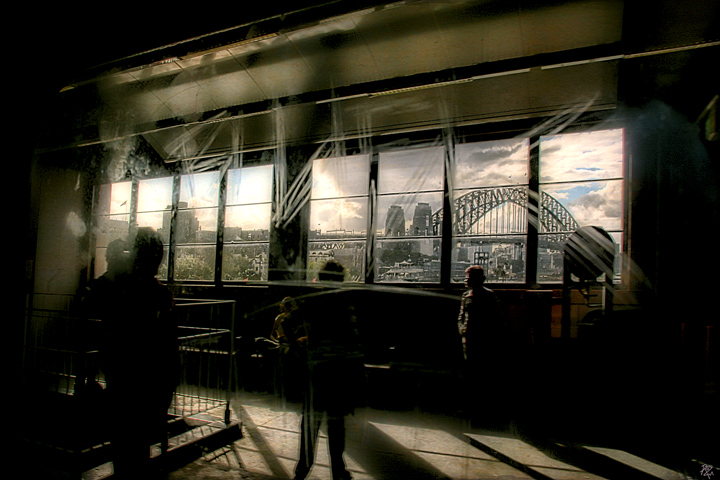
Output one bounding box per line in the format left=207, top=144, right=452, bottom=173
left=35, top=0, right=718, bottom=165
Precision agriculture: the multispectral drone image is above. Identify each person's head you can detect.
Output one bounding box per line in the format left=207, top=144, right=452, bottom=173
left=318, top=260, right=345, bottom=282
left=279, top=296, right=298, bottom=313
left=465, top=265, right=486, bottom=289
left=105, top=238, right=131, bottom=276
left=132, top=227, right=164, bottom=276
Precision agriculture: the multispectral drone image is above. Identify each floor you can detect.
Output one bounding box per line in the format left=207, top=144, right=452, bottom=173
left=75, top=390, right=713, bottom=480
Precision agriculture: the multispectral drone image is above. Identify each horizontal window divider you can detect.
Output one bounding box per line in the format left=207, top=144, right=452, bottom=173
left=378, top=236, right=443, bottom=240
left=309, top=238, right=367, bottom=242
left=539, top=177, right=624, bottom=186
left=453, top=185, right=529, bottom=191
left=377, top=192, right=444, bottom=197
left=224, top=241, right=270, bottom=245
left=310, top=195, right=369, bottom=201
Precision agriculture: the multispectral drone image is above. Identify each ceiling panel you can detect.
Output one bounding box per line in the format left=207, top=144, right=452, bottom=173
left=45, top=0, right=625, bottom=155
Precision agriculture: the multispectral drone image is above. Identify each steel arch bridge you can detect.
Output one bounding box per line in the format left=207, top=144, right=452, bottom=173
left=431, top=187, right=579, bottom=240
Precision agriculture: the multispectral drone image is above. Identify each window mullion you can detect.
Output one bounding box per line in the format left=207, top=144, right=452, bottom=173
left=167, top=175, right=181, bottom=283
left=526, top=136, right=540, bottom=287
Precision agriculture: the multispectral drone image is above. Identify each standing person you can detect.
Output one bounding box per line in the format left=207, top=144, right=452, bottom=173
left=100, top=227, right=179, bottom=479
left=457, top=265, right=507, bottom=426
left=270, top=296, right=308, bottom=404
left=294, top=260, right=364, bottom=480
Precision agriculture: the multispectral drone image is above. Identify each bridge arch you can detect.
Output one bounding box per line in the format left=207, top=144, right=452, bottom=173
left=430, top=187, right=579, bottom=236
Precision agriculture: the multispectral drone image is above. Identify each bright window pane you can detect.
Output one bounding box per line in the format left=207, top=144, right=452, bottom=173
left=454, top=139, right=528, bottom=188
left=227, top=165, right=274, bottom=205
left=138, top=177, right=173, bottom=212
left=378, top=147, right=444, bottom=194
left=309, top=198, right=368, bottom=239
left=538, top=128, right=625, bottom=284
left=97, top=181, right=132, bottom=215
left=539, top=129, right=624, bottom=183
left=180, top=171, right=220, bottom=208
left=311, top=155, right=370, bottom=199
left=222, top=244, right=269, bottom=281
left=225, top=204, right=272, bottom=241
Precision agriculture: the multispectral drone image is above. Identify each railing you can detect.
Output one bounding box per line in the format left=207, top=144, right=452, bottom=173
left=172, top=298, right=237, bottom=420
left=23, top=293, right=239, bottom=426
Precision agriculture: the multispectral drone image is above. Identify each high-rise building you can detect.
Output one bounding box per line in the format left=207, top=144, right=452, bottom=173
left=385, top=205, right=405, bottom=236
left=411, top=203, right=432, bottom=236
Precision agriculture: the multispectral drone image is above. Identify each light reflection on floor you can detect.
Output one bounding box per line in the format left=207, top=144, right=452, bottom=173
left=83, top=395, right=690, bottom=480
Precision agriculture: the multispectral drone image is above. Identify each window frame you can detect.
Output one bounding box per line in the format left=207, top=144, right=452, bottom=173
left=91, top=120, right=627, bottom=289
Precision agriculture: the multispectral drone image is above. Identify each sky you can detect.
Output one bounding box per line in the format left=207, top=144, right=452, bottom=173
left=539, top=129, right=624, bottom=231
left=453, top=138, right=528, bottom=189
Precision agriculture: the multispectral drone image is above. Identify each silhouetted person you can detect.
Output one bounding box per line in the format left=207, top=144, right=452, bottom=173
left=457, top=265, right=507, bottom=425
left=294, top=261, right=364, bottom=480
left=270, top=296, right=308, bottom=403
left=99, top=227, right=178, bottom=479
left=77, top=238, right=133, bottom=394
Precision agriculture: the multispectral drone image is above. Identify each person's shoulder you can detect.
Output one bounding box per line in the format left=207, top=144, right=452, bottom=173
left=480, top=286, right=497, bottom=298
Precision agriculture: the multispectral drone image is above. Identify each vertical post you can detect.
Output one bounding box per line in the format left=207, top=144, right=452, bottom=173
left=526, top=137, right=540, bottom=287
left=216, top=168, right=228, bottom=284
left=167, top=175, right=181, bottom=282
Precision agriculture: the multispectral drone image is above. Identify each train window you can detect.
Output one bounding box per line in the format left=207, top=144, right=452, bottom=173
left=538, top=129, right=625, bottom=282
left=308, top=155, right=370, bottom=282
left=375, top=146, right=445, bottom=283
left=450, top=139, right=530, bottom=284
left=174, top=171, right=220, bottom=281
left=94, top=181, right=132, bottom=278
left=223, top=165, right=274, bottom=282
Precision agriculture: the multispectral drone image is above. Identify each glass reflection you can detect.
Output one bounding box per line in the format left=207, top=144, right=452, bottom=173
left=227, top=165, right=274, bottom=205
left=538, top=231, right=623, bottom=283
left=311, top=155, right=370, bottom=199
left=95, top=215, right=130, bottom=248
left=180, top=171, right=220, bottom=208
